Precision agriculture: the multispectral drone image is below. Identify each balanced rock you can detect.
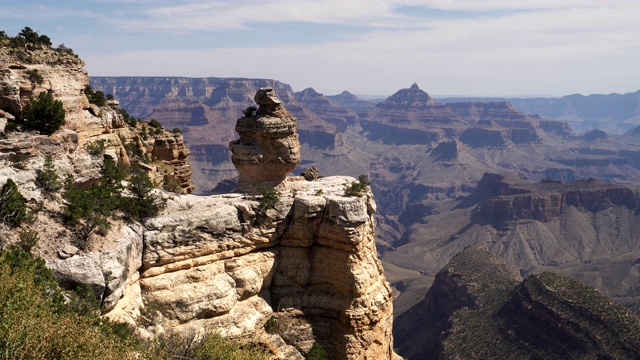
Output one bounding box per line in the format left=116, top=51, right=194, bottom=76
left=229, top=88, right=300, bottom=192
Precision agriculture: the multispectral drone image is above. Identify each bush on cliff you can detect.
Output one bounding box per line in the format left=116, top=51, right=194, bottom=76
left=0, top=178, right=28, bottom=227
left=22, top=91, right=66, bottom=135
left=85, top=85, right=107, bottom=106
left=63, top=159, right=124, bottom=244
left=344, top=174, right=371, bottom=197
left=124, top=166, right=167, bottom=221
left=257, top=186, right=280, bottom=211
left=36, top=155, right=63, bottom=193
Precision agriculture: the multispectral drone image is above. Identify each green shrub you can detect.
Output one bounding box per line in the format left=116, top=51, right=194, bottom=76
left=0, top=247, right=137, bottom=359
left=306, top=342, right=328, bottom=360
left=25, top=69, right=43, bottom=85
left=36, top=155, right=62, bottom=193
left=62, top=160, right=124, bottom=243
left=85, top=139, right=106, bottom=156
left=16, top=229, right=39, bottom=253
left=123, top=142, right=142, bottom=158
left=264, top=316, right=279, bottom=334
left=171, top=127, right=181, bottom=134
left=257, top=186, right=279, bottom=211
left=162, top=174, right=181, bottom=193
left=124, top=167, right=166, bottom=221
left=56, top=43, right=76, bottom=56
left=142, top=332, right=269, bottom=360
left=4, top=119, right=18, bottom=133
left=84, top=85, right=106, bottom=106
left=0, top=178, right=27, bottom=227
left=22, top=91, right=65, bottom=135
left=116, top=108, right=137, bottom=127
left=148, top=119, right=162, bottom=129
left=344, top=174, right=371, bottom=197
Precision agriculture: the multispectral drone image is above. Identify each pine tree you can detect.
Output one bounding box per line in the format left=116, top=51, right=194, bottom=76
left=22, top=92, right=65, bottom=135
left=36, top=155, right=62, bottom=193
left=0, top=179, right=27, bottom=227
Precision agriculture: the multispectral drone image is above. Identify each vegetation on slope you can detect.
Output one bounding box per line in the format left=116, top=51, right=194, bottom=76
left=21, top=91, right=66, bottom=135
left=396, top=245, right=640, bottom=360
left=441, top=270, right=640, bottom=359
left=0, top=247, right=270, bottom=359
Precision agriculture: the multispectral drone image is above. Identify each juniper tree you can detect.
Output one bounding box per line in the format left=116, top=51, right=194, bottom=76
left=0, top=179, right=27, bottom=227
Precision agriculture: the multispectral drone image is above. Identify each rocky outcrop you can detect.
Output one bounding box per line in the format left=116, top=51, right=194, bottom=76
left=0, top=45, right=88, bottom=130
left=327, top=91, right=376, bottom=114
left=294, top=88, right=358, bottom=131
left=229, top=88, right=300, bottom=192
left=366, top=84, right=463, bottom=128
left=444, top=101, right=530, bottom=123
left=471, top=173, right=640, bottom=228
left=395, top=245, right=640, bottom=360
left=394, top=244, right=521, bottom=359
left=107, top=176, right=396, bottom=359
left=497, top=272, right=640, bottom=359
left=150, top=132, right=194, bottom=193
left=0, top=44, right=194, bottom=194
left=48, top=224, right=144, bottom=311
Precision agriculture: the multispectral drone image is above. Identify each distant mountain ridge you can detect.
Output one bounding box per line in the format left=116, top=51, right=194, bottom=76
left=436, top=90, right=640, bottom=134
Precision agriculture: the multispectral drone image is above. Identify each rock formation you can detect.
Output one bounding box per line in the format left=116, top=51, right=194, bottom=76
left=394, top=245, right=640, bottom=359
left=327, top=90, right=376, bottom=114
left=90, top=77, right=640, bottom=327
left=0, top=44, right=193, bottom=194
left=229, top=88, right=300, bottom=192
left=122, top=177, right=397, bottom=359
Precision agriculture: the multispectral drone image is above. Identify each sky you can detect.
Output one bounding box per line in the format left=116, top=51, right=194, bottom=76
left=1, top=0, right=639, bottom=97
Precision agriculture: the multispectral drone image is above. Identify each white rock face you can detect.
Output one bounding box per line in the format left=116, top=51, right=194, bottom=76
left=104, top=176, right=396, bottom=360
left=47, top=224, right=144, bottom=311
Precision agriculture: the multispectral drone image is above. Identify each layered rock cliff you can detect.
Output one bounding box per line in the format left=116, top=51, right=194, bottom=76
left=0, top=43, right=193, bottom=194
left=118, top=175, right=396, bottom=359
left=117, top=88, right=395, bottom=359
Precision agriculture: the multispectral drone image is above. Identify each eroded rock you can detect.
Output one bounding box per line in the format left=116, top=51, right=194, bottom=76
left=229, top=88, right=300, bottom=192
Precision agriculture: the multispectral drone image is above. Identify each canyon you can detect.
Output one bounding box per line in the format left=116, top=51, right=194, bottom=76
left=90, top=76, right=640, bottom=358
left=1, top=33, right=639, bottom=359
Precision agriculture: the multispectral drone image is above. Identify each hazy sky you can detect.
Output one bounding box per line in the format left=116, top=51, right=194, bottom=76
left=2, top=1, right=639, bottom=97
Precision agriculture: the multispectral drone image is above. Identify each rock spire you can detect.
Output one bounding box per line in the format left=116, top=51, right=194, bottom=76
left=229, top=88, right=301, bottom=192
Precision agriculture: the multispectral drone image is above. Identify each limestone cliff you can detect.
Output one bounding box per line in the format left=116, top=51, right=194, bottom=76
left=104, top=89, right=396, bottom=359
left=109, top=176, right=396, bottom=359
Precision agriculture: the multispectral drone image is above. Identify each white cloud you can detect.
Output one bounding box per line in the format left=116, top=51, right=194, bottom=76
left=25, top=0, right=636, bottom=96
